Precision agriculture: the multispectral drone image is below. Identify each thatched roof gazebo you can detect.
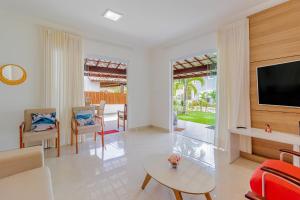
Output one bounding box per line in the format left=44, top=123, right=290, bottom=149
left=84, top=58, right=127, bottom=87
left=173, top=53, right=217, bottom=79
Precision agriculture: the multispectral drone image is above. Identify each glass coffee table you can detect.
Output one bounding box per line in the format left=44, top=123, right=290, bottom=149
left=141, top=154, right=215, bottom=200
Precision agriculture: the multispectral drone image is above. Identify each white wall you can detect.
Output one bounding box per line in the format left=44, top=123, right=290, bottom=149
left=0, top=13, right=43, bottom=150
left=0, top=13, right=150, bottom=150
left=149, top=33, right=217, bottom=130
left=84, top=76, right=100, bottom=92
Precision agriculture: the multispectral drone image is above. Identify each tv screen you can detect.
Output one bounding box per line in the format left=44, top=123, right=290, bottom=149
left=257, top=60, right=300, bottom=107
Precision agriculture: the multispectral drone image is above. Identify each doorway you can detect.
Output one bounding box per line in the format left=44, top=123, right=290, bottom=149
left=84, top=57, right=128, bottom=133
left=172, top=53, right=217, bottom=144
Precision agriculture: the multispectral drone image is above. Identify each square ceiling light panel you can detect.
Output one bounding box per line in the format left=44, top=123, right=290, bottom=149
left=104, top=9, right=123, bottom=21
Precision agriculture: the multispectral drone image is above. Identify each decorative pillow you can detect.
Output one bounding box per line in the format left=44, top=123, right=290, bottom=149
left=75, top=110, right=95, bottom=126
left=31, top=112, right=56, bottom=132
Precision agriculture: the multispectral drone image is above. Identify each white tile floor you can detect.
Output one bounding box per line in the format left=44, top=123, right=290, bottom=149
left=44, top=127, right=258, bottom=200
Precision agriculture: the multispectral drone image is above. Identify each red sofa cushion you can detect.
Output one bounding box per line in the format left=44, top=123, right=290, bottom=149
left=250, top=160, right=300, bottom=200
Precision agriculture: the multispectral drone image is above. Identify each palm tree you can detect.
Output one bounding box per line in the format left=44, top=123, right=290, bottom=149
left=208, top=90, right=216, bottom=104
left=199, top=92, right=209, bottom=112
left=173, top=77, right=205, bottom=114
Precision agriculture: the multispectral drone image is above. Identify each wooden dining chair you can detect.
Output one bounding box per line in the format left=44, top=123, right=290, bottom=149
left=118, top=104, right=127, bottom=131
left=97, top=100, right=106, bottom=120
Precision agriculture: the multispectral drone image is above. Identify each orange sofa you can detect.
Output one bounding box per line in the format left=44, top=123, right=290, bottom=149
left=246, top=149, right=300, bottom=200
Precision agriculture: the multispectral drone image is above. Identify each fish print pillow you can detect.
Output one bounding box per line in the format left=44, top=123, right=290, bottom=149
left=31, top=112, right=56, bottom=132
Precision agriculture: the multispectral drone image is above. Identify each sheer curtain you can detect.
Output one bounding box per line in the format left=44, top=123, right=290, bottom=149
left=215, top=19, right=251, bottom=151
left=42, top=27, right=84, bottom=145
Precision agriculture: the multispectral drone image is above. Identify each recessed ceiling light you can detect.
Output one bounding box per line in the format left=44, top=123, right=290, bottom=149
left=103, top=9, right=123, bottom=21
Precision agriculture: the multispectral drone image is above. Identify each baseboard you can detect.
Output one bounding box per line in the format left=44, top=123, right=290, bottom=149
left=128, top=125, right=152, bottom=132
left=148, top=125, right=170, bottom=132
left=240, top=151, right=267, bottom=163
left=128, top=125, right=170, bottom=132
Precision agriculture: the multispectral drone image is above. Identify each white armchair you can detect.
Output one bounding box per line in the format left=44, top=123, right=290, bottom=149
left=0, top=146, right=54, bottom=200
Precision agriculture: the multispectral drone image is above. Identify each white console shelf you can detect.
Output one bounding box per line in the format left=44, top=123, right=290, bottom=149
left=230, top=128, right=300, bottom=145
left=229, top=127, right=300, bottom=166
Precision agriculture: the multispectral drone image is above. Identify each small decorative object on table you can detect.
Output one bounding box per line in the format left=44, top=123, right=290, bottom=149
left=265, top=123, right=272, bottom=133
left=168, top=154, right=181, bottom=169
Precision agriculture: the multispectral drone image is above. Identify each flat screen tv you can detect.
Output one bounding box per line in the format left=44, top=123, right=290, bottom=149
left=257, top=60, right=300, bottom=107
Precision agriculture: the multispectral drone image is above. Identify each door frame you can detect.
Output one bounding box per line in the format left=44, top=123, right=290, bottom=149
left=169, top=49, right=217, bottom=134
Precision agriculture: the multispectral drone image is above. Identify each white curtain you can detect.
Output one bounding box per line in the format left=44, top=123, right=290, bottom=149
left=42, top=27, right=84, bottom=145
left=215, top=19, right=251, bottom=150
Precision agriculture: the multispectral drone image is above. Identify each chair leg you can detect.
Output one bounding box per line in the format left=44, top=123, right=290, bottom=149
left=20, top=134, right=23, bottom=149
left=94, top=132, right=97, bottom=141
left=80, top=135, right=84, bottom=144
left=71, top=129, right=73, bottom=146
left=101, top=129, right=104, bottom=147
left=20, top=138, right=23, bottom=149
left=123, top=119, right=125, bottom=131
left=55, top=138, right=58, bottom=148
left=57, top=128, right=60, bottom=157
left=75, top=130, right=79, bottom=154
left=101, top=118, right=104, bottom=147
left=117, top=118, right=119, bottom=129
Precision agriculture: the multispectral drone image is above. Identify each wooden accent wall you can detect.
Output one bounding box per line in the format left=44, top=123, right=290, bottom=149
left=85, top=92, right=127, bottom=104
left=249, top=0, right=300, bottom=159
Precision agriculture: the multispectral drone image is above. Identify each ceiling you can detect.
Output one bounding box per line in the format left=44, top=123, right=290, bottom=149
left=1, top=0, right=270, bottom=46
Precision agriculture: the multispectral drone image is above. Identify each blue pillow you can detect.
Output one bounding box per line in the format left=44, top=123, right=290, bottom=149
left=75, top=110, right=95, bottom=126
left=31, top=112, right=56, bottom=132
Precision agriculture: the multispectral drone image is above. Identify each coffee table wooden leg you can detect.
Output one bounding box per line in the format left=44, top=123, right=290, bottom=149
left=204, top=192, right=212, bottom=200
left=141, top=173, right=152, bottom=190
left=173, top=189, right=183, bottom=200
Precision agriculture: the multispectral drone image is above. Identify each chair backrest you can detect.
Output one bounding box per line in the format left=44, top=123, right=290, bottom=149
left=85, top=97, right=91, bottom=106
left=97, top=100, right=106, bottom=116
left=24, top=108, right=56, bottom=132
left=72, top=106, right=95, bottom=117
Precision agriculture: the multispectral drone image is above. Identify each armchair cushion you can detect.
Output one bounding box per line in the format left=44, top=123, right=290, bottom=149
left=23, top=128, right=58, bottom=143
left=250, top=160, right=300, bottom=200
left=0, top=167, right=54, bottom=200
left=77, top=124, right=102, bottom=135
left=31, top=112, right=56, bottom=132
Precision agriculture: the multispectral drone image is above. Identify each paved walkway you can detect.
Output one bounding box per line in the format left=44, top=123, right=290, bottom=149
left=175, top=120, right=215, bottom=144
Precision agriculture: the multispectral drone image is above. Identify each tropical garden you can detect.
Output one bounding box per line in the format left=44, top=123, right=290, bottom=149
left=173, top=77, right=216, bottom=126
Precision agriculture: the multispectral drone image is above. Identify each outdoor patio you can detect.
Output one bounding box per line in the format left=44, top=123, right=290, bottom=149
left=175, top=120, right=215, bottom=144
left=173, top=53, right=217, bottom=144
